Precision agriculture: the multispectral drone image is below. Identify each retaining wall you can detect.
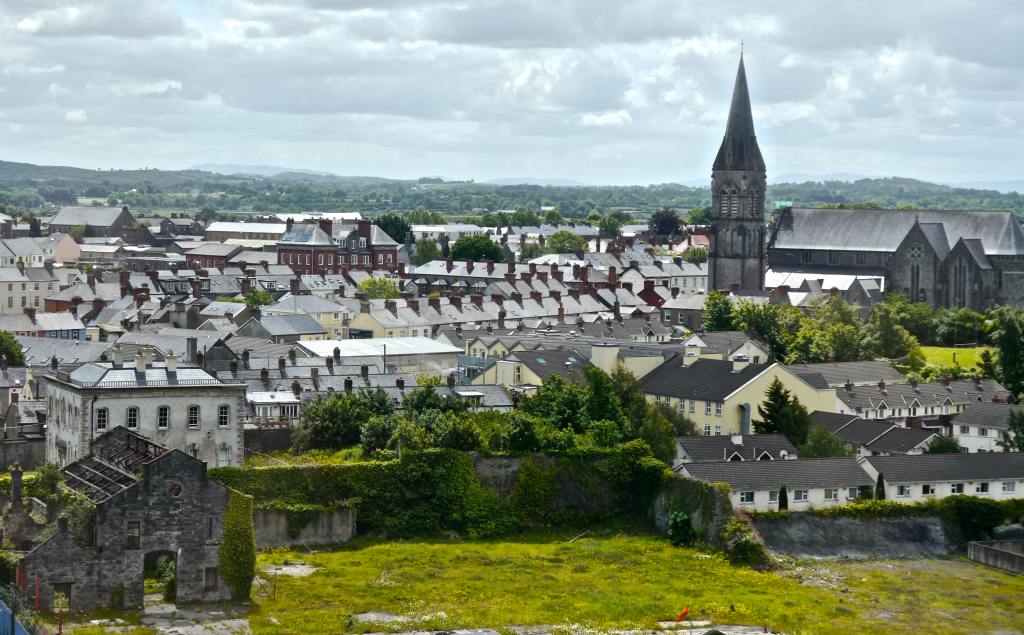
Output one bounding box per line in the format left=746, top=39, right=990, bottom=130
left=254, top=508, right=356, bottom=548
left=968, top=540, right=1024, bottom=574
left=753, top=515, right=949, bottom=558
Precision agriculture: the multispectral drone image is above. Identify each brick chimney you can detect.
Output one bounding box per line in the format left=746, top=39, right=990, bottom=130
left=23, top=307, right=35, bottom=322
left=358, top=218, right=372, bottom=239
left=318, top=218, right=333, bottom=236
left=290, top=277, right=301, bottom=295
left=607, top=267, right=617, bottom=286
left=530, top=291, right=542, bottom=302
left=450, top=296, right=462, bottom=309
left=486, top=261, right=495, bottom=274
left=408, top=298, right=420, bottom=313
left=428, top=297, right=441, bottom=311
left=621, top=282, right=633, bottom=292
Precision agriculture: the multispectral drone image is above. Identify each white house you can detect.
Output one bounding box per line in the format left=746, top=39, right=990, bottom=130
left=948, top=401, right=1023, bottom=453
left=43, top=346, right=246, bottom=467
left=678, top=458, right=874, bottom=512
left=861, top=453, right=1024, bottom=503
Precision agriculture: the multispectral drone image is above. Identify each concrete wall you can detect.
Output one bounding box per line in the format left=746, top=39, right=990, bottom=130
left=254, top=508, right=356, bottom=548
left=473, top=456, right=523, bottom=499
left=968, top=540, right=1024, bottom=574
left=0, top=437, right=45, bottom=469
left=753, top=514, right=948, bottom=559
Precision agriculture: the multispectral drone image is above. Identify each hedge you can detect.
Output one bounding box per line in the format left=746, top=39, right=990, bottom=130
left=209, top=443, right=669, bottom=538
left=219, top=490, right=256, bottom=601
left=748, top=496, right=1024, bottom=543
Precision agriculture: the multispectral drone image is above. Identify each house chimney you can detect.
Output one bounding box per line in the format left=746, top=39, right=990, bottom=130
left=344, top=377, right=353, bottom=393
left=291, top=380, right=301, bottom=397
left=396, top=377, right=405, bottom=390
left=607, top=267, right=617, bottom=286
left=385, top=299, right=398, bottom=313
left=333, top=347, right=341, bottom=362
left=186, top=337, right=198, bottom=363
left=486, top=261, right=495, bottom=274
left=23, top=307, right=35, bottom=322
left=428, top=297, right=441, bottom=311
left=318, top=218, right=333, bottom=236
left=135, top=349, right=146, bottom=373
left=732, top=355, right=750, bottom=373
left=671, top=287, right=680, bottom=298
left=49, top=356, right=57, bottom=371
left=621, top=282, right=633, bottom=292
left=466, top=261, right=474, bottom=274
left=242, top=349, right=250, bottom=368
left=470, top=294, right=483, bottom=307
left=167, top=351, right=177, bottom=373
left=230, top=359, right=238, bottom=375
left=290, top=277, right=301, bottom=295
left=507, top=262, right=515, bottom=274
left=311, top=366, right=319, bottom=380
left=361, top=364, right=369, bottom=379
left=408, top=298, right=420, bottom=313
left=87, top=273, right=96, bottom=288
left=445, top=259, right=454, bottom=273
left=451, top=296, right=462, bottom=309
left=643, top=280, right=655, bottom=293
left=92, top=298, right=105, bottom=313
left=112, top=343, right=123, bottom=367
left=878, top=379, right=886, bottom=391
left=260, top=368, right=269, bottom=382
left=191, top=278, right=202, bottom=297
left=530, top=291, right=542, bottom=302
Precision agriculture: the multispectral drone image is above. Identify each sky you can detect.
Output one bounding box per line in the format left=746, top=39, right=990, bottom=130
left=0, top=0, right=1022, bottom=185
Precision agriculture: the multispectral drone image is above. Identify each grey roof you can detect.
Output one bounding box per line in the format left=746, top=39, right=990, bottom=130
left=256, top=314, right=327, bottom=336
left=186, top=243, right=242, bottom=257
left=63, top=427, right=170, bottom=502
left=265, top=295, right=348, bottom=315
left=771, top=208, right=1024, bottom=255
left=0, top=312, right=84, bottom=332
left=918, top=223, right=950, bottom=260
left=62, top=361, right=238, bottom=388
left=681, top=331, right=770, bottom=357
left=713, top=55, right=764, bottom=173
left=785, top=361, right=907, bottom=389
left=682, top=458, right=872, bottom=491
left=864, top=453, right=1024, bottom=484
left=504, top=348, right=591, bottom=382
left=959, top=238, right=992, bottom=270
left=677, top=433, right=796, bottom=462
left=640, top=358, right=769, bottom=401
left=810, top=411, right=936, bottom=454
left=953, top=401, right=1024, bottom=431
left=18, top=336, right=111, bottom=365
left=837, top=378, right=1010, bottom=412
left=279, top=223, right=334, bottom=245
left=51, top=206, right=129, bottom=228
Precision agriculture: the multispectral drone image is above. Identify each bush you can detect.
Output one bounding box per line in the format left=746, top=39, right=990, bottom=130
left=219, top=490, right=256, bottom=601
left=721, top=519, right=771, bottom=569
left=666, top=511, right=693, bottom=546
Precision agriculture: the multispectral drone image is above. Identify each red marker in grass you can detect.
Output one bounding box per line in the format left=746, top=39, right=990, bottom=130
left=676, top=607, right=690, bottom=621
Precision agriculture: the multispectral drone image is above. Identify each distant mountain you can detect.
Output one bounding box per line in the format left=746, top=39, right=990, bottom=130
left=771, top=172, right=880, bottom=184
left=483, top=177, right=592, bottom=187
left=945, top=180, right=1024, bottom=194
left=190, top=163, right=337, bottom=177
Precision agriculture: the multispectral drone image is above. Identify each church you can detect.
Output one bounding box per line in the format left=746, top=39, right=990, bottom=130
left=706, top=55, right=1024, bottom=311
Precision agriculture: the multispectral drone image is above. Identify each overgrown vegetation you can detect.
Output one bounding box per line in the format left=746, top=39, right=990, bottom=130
left=219, top=490, right=256, bottom=601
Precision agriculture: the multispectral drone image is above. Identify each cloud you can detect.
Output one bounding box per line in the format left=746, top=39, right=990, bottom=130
left=0, top=0, right=1019, bottom=184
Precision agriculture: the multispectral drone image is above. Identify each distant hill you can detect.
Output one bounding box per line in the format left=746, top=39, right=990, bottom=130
left=483, top=177, right=592, bottom=187
left=191, top=163, right=337, bottom=177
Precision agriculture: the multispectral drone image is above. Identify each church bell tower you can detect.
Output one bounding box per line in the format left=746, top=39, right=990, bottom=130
left=708, top=53, right=766, bottom=292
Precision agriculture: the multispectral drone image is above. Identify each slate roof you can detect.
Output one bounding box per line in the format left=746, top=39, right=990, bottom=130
left=205, top=222, right=287, bottom=235
left=51, top=206, right=129, bottom=228
left=837, top=378, right=1010, bottom=412
left=504, top=348, right=591, bottom=382
left=810, top=411, right=936, bottom=454
left=18, top=336, right=111, bottom=365
left=953, top=401, right=1024, bottom=431
left=677, top=433, right=796, bottom=462
left=681, top=331, right=770, bottom=357
left=253, top=315, right=327, bottom=336
left=681, top=458, right=872, bottom=491
left=864, top=453, right=1024, bottom=484
left=186, top=243, right=242, bottom=257
left=771, top=208, right=1024, bottom=255
left=63, top=361, right=234, bottom=388
left=640, top=358, right=769, bottom=401
left=0, top=312, right=84, bottom=332
left=785, top=361, right=907, bottom=389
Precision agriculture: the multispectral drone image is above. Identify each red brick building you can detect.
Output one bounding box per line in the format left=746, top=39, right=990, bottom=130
left=277, top=219, right=399, bottom=275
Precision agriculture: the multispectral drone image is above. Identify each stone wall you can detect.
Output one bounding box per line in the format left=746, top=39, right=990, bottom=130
left=968, top=540, right=1024, bottom=574
left=0, top=438, right=45, bottom=470
left=472, top=456, right=523, bottom=499
left=752, top=514, right=948, bottom=558
left=244, top=427, right=293, bottom=454
left=651, top=476, right=733, bottom=547
left=254, top=508, right=356, bottom=548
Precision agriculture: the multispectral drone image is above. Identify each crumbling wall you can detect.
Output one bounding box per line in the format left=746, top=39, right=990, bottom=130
left=254, top=508, right=355, bottom=548
left=753, top=514, right=948, bottom=558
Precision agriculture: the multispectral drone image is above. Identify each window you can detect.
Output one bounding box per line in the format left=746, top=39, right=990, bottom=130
left=1003, top=481, right=1016, bottom=493
left=207, top=517, right=215, bottom=540
left=359, top=238, right=366, bottom=248
left=922, top=484, right=934, bottom=496
left=218, top=405, right=231, bottom=427
left=959, top=425, right=970, bottom=434
left=204, top=567, right=219, bottom=592
left=715, top=402, right=722, bottom=416
left=188, top=405, right=200, bottom=429
left=362, top=255, right=370, bottom=265
left=979, top=427, right=988, bottom=437
left=800, top=250, right=812, bottom=264
left=126, top=407, right=138, bottom=430
left=896, top=485, right=911, bottom=497
left=328, top=254, right=333, bottom=265
left=218, top=444, right=231, bottom=466
left=828, top=251, right=839, bottom=265
left=704, top=401, right=712, bottom=415
left=951, top=483, right=964, bottom=494
left=739, top=491, right=754, bottom=504
left=318, top=254, right=324, bottom=265
left=856, top=251, right=867, bottom=265
left=703, top=424, right=711, bottom=435
left=289, top=253, right=294, bottom=265
left=714, top=425, right=721, bottom=435
left=351, top=254, right=357, bottom=264
left=387, top=254, right=393, bottom=264
left=824, top=488, right=838, bottom=501
left=688, top=399, right=695, bottom=414
left=975, top=482, right=989, bottom=494
left=126, top=521, right=141, bottom=550
left=96, top=408, right=108, bottom=431
left=847, top=487, right=860, bottom=500
left=793, top=489, right=808, bottom=502
left=378, top=253, right=384, bottom=264
left=769, top=490, right=779, bottom=503
left=513, top=365, right=522, bottom=384
left=158, top=406, right=169, bottom=429
left=305, top=254, right=311, bottom=265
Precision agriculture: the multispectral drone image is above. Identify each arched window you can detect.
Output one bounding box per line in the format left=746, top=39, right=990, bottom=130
left=158, top=406, right=170, bottom=429
left=188, top=405, right=200, bottom=429
left=218, top=405, right=231, bottom=428
left=126, top=407, right=139, bottom=430
left=96, top=408, right=108, bottom=431
left=910, top=262, right=921, bottom=301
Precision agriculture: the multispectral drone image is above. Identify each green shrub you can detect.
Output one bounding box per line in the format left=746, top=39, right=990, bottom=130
left=219, top=490, right=256, bottom=601
left=666, top=511, right=693, bottom=546
left=721, top=519, right=771, bottom=569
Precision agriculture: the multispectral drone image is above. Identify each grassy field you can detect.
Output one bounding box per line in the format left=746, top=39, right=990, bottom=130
left=919, top=345, right=992, bottom=369
left=248, top=529, right=1024, bottom=635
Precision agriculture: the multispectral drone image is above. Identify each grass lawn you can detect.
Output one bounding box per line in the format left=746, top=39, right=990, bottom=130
left=919, top=345, right=992, bottom=369
left=250, top=528, right=1024, bottom=635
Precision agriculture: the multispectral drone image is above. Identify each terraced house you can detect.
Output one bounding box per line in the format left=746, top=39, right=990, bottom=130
left=277, top=218, right=399, bottom=275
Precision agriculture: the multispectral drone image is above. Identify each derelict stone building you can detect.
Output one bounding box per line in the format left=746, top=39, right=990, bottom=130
left=20, top=427, right=233, bottom=611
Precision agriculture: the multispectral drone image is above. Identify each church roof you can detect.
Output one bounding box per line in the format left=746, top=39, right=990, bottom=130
left=713, top=54, right=765, bottom=173
left=770, top=208, right=1024, bottom=256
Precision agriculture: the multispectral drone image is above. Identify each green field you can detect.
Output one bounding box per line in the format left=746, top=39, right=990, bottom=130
left=919, top=346, right=992, bottom=369
left=247, top=530, right=1024, bottom=635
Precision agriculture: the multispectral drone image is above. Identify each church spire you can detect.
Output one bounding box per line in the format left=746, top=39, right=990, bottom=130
left=713, top=52, right=765, bottom=172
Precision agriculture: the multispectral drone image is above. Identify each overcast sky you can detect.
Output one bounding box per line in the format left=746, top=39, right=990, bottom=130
left=0, top=0, right=1022, bottom=185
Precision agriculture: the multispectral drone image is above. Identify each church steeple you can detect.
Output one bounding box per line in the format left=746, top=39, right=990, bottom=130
left=713, top=53, right=765, bottom=173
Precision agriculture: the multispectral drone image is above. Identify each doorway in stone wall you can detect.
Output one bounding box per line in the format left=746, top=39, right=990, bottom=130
left=143, top=550, right=177, bottom=602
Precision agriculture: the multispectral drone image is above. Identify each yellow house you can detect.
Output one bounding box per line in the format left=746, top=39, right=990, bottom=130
left=265, top=295, right=353, bottom=339
left=472, top=348, right=590, bottom=389
left=639, top=357, right=836, bottom=436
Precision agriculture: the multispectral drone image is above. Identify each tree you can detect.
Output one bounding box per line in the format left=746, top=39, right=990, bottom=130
left=410, top=238, right=442, bottom=266
left=636, top=405, right=678, bottom=463
left=798, top=425, right=854, bottom=458
left=545, top=230, right=588, bottom=254
left=598, top=215, right=621, bottom=239
left=582, top=366, right=626, bottom=429
left=683, top=247, right=708, bottom=264
left=924, top=434, right=964, bottom=454
left=360, top=415, right=398, bottom=453
left=977, top=348, right=998, bottom=379
left=701, top=291, right=733, bottom=331
left=544, top=209, right=563, bottom=224
left=998, top=410, right=1024, bottom=452
left=990, top=308, right=1024, bottom=399
left=243, top=289, right=273, bottom=309
left=778, top=485, right=788, bottom=510
left=875, top=473, right=886, bottom=500
left=752, top=378, right=812, bottom=445
left=403, top=385, right=469, bottom=416
left=450, top=235, right=504, bottom=262
left=406, top=207, right=445, bottom=224
left=69, top=224, right=87, bottom=240
left=0, top=331, right=25, bottom=366
left=862, top=303, right=922, bottom=362
left=686, top=206, right=711, bottom=225
left=376, top=213, right=411, bottom=243
left=518, top=242, right=543, bottom=262
left=649, top=207, right=681, bottom=237
left=292, top=388, right=395, bottom=450
left=357, top=276, right=401, bottom=299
